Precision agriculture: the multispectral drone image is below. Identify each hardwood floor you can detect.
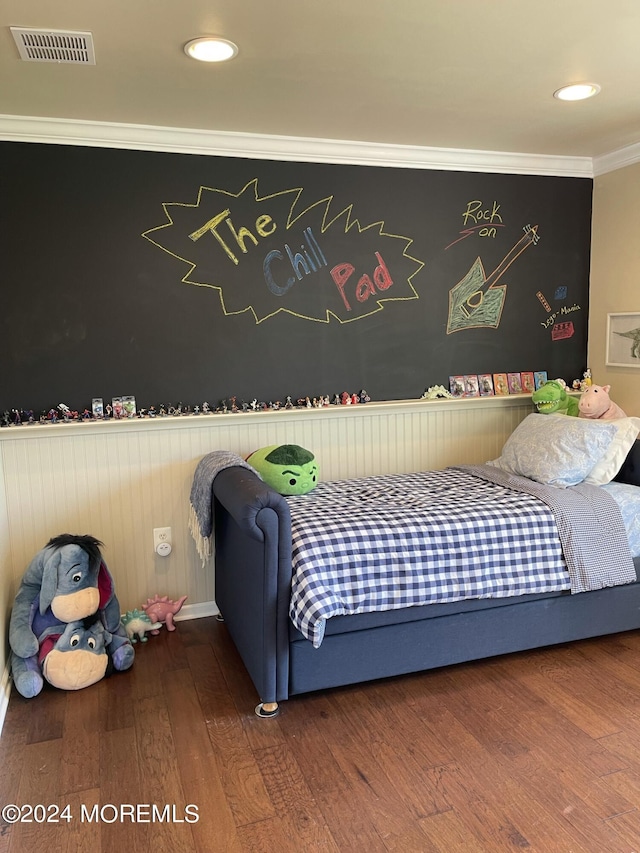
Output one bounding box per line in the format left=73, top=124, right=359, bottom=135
left=3, top=617, right=640, bottom=852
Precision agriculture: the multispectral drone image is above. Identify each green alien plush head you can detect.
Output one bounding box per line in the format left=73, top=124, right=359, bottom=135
left=246, top=444, right=319, bottom=495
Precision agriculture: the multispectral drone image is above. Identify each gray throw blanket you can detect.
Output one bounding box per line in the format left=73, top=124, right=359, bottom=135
left=189, top=450, right=258, bottom=566
left=458, top=464, right=637, bottom=593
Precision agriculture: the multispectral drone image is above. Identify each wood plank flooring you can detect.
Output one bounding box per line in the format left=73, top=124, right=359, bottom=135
left=3, top=617, right=640, bottom=851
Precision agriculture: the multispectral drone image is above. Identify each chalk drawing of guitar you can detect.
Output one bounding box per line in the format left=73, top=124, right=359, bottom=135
left=447, top=224, right=539, bottom=334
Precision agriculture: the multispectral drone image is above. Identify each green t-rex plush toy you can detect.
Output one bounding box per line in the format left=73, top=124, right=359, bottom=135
left=531, top=379, right=579, bottom=416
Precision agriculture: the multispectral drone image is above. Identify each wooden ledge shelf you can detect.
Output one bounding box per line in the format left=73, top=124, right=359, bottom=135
left=0, top=395, right=538, bottom=442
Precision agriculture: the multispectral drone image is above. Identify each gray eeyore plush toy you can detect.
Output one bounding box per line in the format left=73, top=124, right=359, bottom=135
left=9, top=534, right=135, bottom=698
left=42, top=617, right=113, bottom=691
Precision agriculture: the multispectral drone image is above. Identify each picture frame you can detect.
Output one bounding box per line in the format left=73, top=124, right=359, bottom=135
left=606, top=313, right=640, bottom=367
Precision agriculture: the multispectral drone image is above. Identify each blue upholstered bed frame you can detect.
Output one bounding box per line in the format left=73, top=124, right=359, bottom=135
left=212, top=440, right=640, bottom=716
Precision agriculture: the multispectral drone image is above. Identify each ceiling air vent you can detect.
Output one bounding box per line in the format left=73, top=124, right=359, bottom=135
left=10, top=27, right=96, bottom=64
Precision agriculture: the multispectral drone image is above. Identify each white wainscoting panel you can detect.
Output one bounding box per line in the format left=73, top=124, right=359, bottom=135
left=0, top=397, right=533, bottom=628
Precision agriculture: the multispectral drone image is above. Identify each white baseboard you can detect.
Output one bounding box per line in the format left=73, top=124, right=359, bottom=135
left=173, top=600, right=219, bottom=621
left=0, top=661, right=11, bottom=738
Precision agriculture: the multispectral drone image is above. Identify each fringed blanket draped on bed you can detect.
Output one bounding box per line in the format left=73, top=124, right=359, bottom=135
left=189, top=451, right=257, bottom=566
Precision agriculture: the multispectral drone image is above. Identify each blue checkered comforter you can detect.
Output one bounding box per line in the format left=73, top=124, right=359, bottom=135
left=287, top=468, right=572, bottom=647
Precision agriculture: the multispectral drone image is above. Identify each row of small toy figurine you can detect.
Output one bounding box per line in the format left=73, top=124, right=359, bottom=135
left=2, top=404, right=96, bottom=426
left=1, top=402, right=203, bottom=425
left=2, top=391, right=373, bottom=426
left=227, top=390, right=372, bottom=412
left=121, top=594, right=187, bottom=643
left=1, top=404, right=130, bottom=426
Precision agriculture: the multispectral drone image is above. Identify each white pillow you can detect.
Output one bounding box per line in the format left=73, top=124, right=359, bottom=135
left=584, top=416, right=640, bottom=485
left=488, top=413, right=620, bottom=488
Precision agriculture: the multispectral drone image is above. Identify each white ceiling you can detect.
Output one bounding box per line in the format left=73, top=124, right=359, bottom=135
left=2, top=0, right=640, bottom=167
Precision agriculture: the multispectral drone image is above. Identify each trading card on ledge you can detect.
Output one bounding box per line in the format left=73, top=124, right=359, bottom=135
left=478, top=374, right=495, bottom=396
left=464, top=375, right=480, bottom=397
left=493, top=373, right=509, bottom=396
left=534, top=370, right=548, bottom=390
left=449, top=375, right=465, bottom=398
left=122, top=395, right=137, bottom=417
left=507, top=372, right=523, bottom=394
left=520, top=372, right=535, bottom=394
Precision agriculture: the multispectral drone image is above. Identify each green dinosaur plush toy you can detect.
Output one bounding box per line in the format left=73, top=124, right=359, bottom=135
left=531, top=379, right=579, bottom=416
left=246, top=444, right=319, bottom=495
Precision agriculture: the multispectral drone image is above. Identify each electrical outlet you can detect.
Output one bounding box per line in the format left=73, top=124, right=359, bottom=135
left=153, top=527, right=171, bottom=550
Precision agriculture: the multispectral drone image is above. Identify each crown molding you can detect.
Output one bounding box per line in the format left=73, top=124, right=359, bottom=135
left=0, top=114, right=596, bottom=178
left=592, top=141, right=640, bottom=177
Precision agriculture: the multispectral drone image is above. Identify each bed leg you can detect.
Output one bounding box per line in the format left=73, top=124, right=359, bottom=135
left=215, top=613, right=225, bottom=622
left=255, top=702, right=279, bottom=718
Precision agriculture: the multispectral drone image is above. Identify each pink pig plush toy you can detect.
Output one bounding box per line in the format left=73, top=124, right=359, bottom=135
left=578, top=384, right=627, bottom=420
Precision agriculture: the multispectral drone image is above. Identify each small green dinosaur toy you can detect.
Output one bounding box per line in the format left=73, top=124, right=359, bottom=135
left=531, top=379, right=579, bottom=416
left=121, top=609, right=162, bottom=643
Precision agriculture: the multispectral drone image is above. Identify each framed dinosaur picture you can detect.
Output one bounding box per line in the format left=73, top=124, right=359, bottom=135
left=606, top=313, right=640, bottom=368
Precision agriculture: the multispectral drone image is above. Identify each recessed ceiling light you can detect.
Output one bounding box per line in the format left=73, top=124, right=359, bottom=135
left=553, top=82, right=601, bottom=101
left=184, top=37, right=238, bottom=63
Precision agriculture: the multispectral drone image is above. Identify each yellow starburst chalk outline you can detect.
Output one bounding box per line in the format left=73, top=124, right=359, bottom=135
left=142, top=179, right=425, bottom=324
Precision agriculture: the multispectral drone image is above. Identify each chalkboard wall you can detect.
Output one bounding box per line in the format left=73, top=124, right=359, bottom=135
left=1, top=142, right=592, bottom=414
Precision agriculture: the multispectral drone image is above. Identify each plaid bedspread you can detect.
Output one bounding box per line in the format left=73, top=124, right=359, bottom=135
left=287, top=467, right=635, bottom=648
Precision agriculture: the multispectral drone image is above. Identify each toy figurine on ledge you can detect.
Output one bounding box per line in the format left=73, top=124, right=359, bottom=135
left=422, top=385, right=454, bottom=400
